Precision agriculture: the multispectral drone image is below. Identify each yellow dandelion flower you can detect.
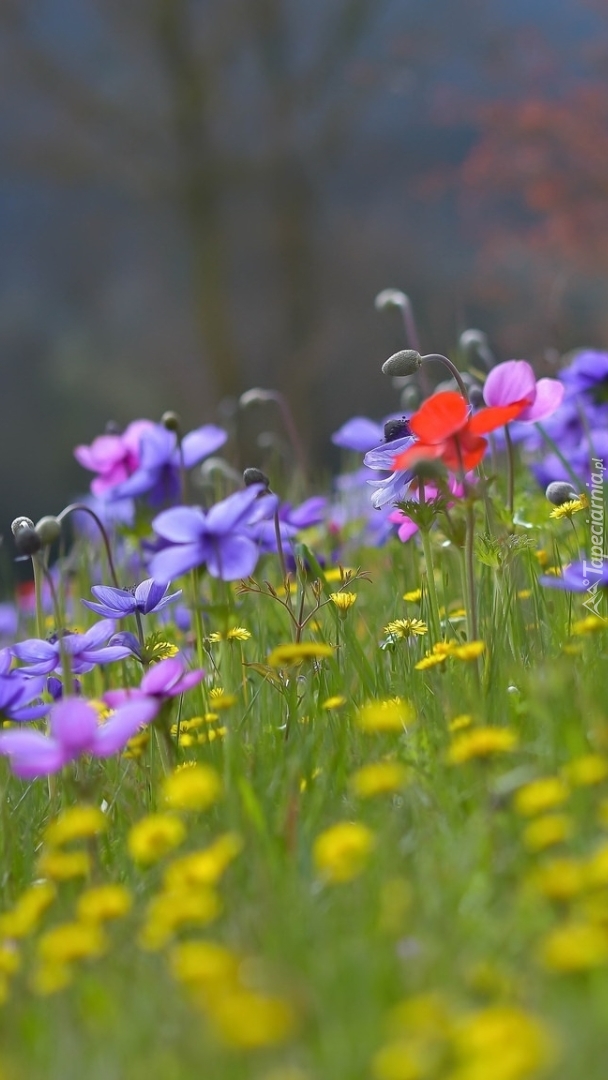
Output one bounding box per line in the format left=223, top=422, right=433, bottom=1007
left=403, top=589, right=422, bottom=602
left=267, top=642, right=333, bottom=667
left=324, top=566, right=355, bottom=583
left=329, top=591, right=357, bottom=614
left=140, top=888, right=221, bottom=950
left=124, top=730, right=150, bottom=758
left=526, top=857, right=585, bottom=902
left=30, top=962, right=73, bottom=996
left=208, top=688, right=237, bottom=709
left=168, top=939, right=239, bottom=989
left=163, top=834, right=243, bottom=891
left=451, top=1005, right=554, bottom=1077
left=414, top=641, right=454, bottom=670
left=127, top=814, right=186, bottom=865
left=77, top=884, right=133, bottom=924
left=563, top=754, right=608, bottom=787
left=513, top=777, right=569, bottom=817
left=349, top=761, right=410, bottom=798
left=37, top=921, right=107, bottom=964
left=356, top=698, right=415, bottom=733
left=0, top=882, right=56, bottom=939
left=313, top=821, right=375, bottom=883
left=371, top=1040, right=429, bottom=1080
left=449, top=714, right=473, bottom=732
left=206, top=988, right=296, bottom=1049
left=583, top=842, right=608, bottom=889
left=535, top=549, right=550, bottom=568
left=44, top=805, right=107, bottom=848
left=383, top=619, right=428, bottom=640
left=571, top=615, right=607, bottom=635
left=517, top=589, right=532, bottom=600
left=162, top=763, right=222, bottom=812
left=0, top=944, right=19, bottom=977
left=322, top=695, right=346, bottom=710
left=451, top=640, right=486, bottom=661
left=550, top=495, right=588, bottom=519
left=544, top=566, right=562, bottom=576
left=148, top=641, right=179, bottom=662
left=227, top=626, right=251, bottom=641
left=37, top=849, right=91, bottom=882
left=447, top=727, right=518, bottom=764
left=522, top=814, right=573, bottom=852
left=539, top=921, right=608, bottom=972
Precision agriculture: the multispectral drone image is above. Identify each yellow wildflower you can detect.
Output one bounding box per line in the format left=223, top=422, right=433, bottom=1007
left=147, top=641, right=179, bottom=662
left=535, top=549, right=549, bottom=568
left=403, top=589, right=422, bottom=602
left=37, top=921, right=107, bottom=964
left=371, top=1040, right=430, bottom=1080
left=37, top=849, right=91, bottom=882
left=349, top=761, right=409, bottom=798
left=383, top=619, right=428, bottom=640
left=209, top=627, right=251, bottom=642
left=168, top=939, right=239, bottom=988
left=324, top=566, right=355, bottom=583
left=208, top=688, right=237, bottom=709
left=0, top=944, right=19, bottom=976
left=451, top=1004, right=554, bottom=1078
left=322, top=695, right=346, bottom=710
left=313, top=821, right=375, bottom=883
left=206, top=989, right=296, bottom=1049
left=44, top=805, right=107, bottom=848
left=356, top=698, right=415, bottom=733
left=30, top=962, right=73, bottom=996
left=563, top=754, right=608, bottom=787
left=415, top=642, right=453, bottom=670
left=77, top=884, right=133, bottom=924
left=449, top=714, right=473, bottom=733
left=451, top=640, right=486, bottom=661
left=539, top=921, right=608, bottom=972
left=522, top=814, right=573, bottom=852
left=550, top=495, right=588, bottom=519
left=127, top=814, right=186, bottom=865
left=124, top=730, right=150, bottom=758
left=447, top=727, right=518, bottom=764
left=329, top=591, right=357, bottom=614
left=163, top=834, right=243, bottom=890
left=267, top=642, right=333, bottom=667
left=583, top=842, right=608, bottom=889
left=517, top=589, right=532, bottom=599
left=0, top=882, right=56, bottom=938
left=513, top=777, right=569, bottom=817
left=162, top=763, right=222, bottom=812
left=139, top=888, right=221, bottom=950
left=526, top=858, right=585, bottom=902
left=571, top=615, right=607, bottom=635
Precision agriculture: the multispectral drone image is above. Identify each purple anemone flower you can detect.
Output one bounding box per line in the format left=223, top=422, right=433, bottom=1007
left=0, top=652, right=48, bottom=721
left=560, top=350, right=608, bottom=400
left=74, top=420, right=155, bottom=498
left=0, top=695, right=159, bottom=779
left=363, top=433, right=416, bottom=510
left=103, top=655, right=204, bottom=709
left=483, top=360, right=564, bottom=423
left=109, top=423, right=227, bottom=503
left=539, top=559, right=608, bottom=593
left=149, top=485, right=264, bottom=582
left=11, top=619, right=136, bottom=676
left=82, top=578, right=181, bottom=619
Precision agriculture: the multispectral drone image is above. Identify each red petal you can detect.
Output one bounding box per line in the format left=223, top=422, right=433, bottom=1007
left=410, top=392, right=469, bottom=444
left=392, top=442, right=446, bottom=471
left=441, top=434, right=488, bottom=472
left=468, top=400, right=527, bottom=435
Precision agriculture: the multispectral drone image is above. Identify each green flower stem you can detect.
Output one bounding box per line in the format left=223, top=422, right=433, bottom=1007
left=419, top=526, right=441, bottom=644
left=504, top=424, right=515, bottom=515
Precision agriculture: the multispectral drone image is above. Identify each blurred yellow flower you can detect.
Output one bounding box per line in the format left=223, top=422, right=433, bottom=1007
left=539, top=921, right=608, bottom=972
left=163, top=834, right=243, bottom=890
left=168, top=939, right=239, bottom=989
left=322, top=695, right=347, bottom=710
left=267, top=642, right=333, bottom=667
left=313, top=821, right=374, bottom=883
left=206, top=988, right=296, bottom=1048
left=37, top=850, right=91, bottom=882
left=451, top=1004, right=554, bottom=1079
left=37, top=921, right=107, bottom=964
left=513, top=777, right=569, bottom=817
left=128, top=814, right=186, bottom=865
left=349, top=761, right=409, bottom=798
left=162, top=763, right=222, bottom=812
left=447, top=728, right=517, bottom=765
left=563, top=754, right=608, bottom=787
left=522, top=814, right=573, bottom=852
left=44, top=805, right=107, bottom=848
left=357, top=698, right=415, bottom=733
left=526, top=858, right=584, bottom=902
left=77, top=884, right=133, bottom=924
left=0, top=883, right=56, bottom=939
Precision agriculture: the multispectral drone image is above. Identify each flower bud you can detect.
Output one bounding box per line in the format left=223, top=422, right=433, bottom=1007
left=459, top=329, right=494, bottom=373
left=161, top=411, right=181, bottom=433
left=243, top=467, right=270, bottom=489
left=374, top=288, right=407, bottom=311
left=239, top=388, right=275, bottom=408
left=35, top=516, right=62, bottom=546
left=13, top=524, right=42, bottom=557
left=382, top=350, right=422, bottom=377
left=545, top=481, right=579, bottom=506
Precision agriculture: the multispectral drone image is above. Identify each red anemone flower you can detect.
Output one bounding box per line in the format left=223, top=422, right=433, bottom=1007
left=392, top=391, right=529, bottom=473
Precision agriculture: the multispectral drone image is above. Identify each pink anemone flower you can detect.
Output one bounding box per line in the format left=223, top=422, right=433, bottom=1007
left=482, top=361, right=563, bottom=422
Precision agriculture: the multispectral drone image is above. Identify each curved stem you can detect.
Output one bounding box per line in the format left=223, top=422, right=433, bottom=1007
left=421, top=355, right=470, bottom=405
left=57, top=503, right=121, bottom=589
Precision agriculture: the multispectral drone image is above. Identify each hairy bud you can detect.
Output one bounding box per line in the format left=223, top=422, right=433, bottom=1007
left=382, top=350, right=422, bottom=377
left=374, top=289, right=408, bottom=311
left=13, top=524, right=42, bottom=557
left=243, top=467, right=270, bottom=490
left=545, top=481, right=579, bottom=506
left=459, top=329, right=494, bottom=373
left=161, top=411, right=181, bottom=433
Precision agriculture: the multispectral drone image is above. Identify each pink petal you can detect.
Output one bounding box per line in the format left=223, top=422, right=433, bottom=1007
left=483, top=360, right=537, bottom=408
left=50, top=698, right=98, bottom=752
left=518, top=378, right=564, bottom=422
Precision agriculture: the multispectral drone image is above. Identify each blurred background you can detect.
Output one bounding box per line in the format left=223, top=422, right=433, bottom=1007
left=1, top=0, right=608, bottom=524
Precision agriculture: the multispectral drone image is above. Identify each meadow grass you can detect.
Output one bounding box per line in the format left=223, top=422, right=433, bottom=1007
left=0, top=420, right=606, bottom=1080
